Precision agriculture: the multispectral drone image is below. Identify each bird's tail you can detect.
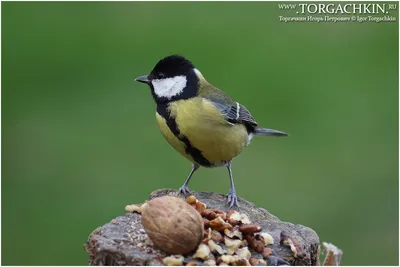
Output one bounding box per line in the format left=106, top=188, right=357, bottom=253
left=253, top=127, right=288, bottom=137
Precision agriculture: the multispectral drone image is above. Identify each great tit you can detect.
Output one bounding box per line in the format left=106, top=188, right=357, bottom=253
left=135, top=55, right=287, bottom=207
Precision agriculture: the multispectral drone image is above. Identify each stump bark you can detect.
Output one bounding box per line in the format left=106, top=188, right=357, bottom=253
left=85, top=189, right=321, bottom=266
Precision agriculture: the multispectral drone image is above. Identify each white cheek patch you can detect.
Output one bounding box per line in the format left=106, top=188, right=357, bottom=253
left=152, top=76, right=187, bottom=99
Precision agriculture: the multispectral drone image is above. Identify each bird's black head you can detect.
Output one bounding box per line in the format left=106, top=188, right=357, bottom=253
left=150, top=55, right=194, bottom=80
left=135, top=55, right=202, bottom=103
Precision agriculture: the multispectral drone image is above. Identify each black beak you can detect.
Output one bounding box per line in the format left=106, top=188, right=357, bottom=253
left=135, top=75, right=150, bottom=84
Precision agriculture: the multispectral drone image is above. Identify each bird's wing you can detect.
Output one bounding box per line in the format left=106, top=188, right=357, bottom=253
left=202, top=90, right=258, bottom=128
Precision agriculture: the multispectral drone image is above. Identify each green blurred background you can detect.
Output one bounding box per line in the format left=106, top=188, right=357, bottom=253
left=1, top=2, right=398, bottom=265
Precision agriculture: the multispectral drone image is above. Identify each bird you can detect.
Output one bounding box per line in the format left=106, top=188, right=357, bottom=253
left=135, top=55, right=288, bottom=207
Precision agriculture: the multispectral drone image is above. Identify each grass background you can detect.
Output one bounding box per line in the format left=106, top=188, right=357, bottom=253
left=1, top=2, right=398, bottom=265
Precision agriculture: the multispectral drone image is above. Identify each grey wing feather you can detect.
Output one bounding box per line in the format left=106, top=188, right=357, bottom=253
left=206, top=96, right=258, bottom=127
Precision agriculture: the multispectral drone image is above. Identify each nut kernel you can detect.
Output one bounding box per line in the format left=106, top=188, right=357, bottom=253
left=239, top=224, right=261, bottom=234
left=162, top=255, right=184, bottom=266
left=187, top=195, right=197, bottom=205
left=259, top=232, right=274, bottom=246
left=125, top=204, right=143, bottom=213
left=193, top=243, right=211, bottom=260
left=209, top=217, right=232, bottom=232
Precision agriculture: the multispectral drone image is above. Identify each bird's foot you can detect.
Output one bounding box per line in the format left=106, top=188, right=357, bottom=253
left=178, top=185, right=191, bottom=195
left=227, top=188, right=239, bottom=208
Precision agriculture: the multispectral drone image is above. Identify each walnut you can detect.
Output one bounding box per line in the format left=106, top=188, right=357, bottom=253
left=141, top=196, right=203, bottom=255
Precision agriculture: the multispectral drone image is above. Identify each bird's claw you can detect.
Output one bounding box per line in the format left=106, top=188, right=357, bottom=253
left=178, top=185, right=191, bottom=195
left=227, top=189, right=239, bottom=208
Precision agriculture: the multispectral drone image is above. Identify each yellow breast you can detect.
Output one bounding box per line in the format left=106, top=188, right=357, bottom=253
left=156, top=98, right=249, bottom=166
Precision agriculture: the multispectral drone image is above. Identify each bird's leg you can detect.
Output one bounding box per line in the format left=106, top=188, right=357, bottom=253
left=178, top=164, right=200, bottom=195
left=226, top=161, right=239, bottom=207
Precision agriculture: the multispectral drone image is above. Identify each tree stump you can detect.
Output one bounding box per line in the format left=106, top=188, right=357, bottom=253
left=85, top=189, right=321, bottom=266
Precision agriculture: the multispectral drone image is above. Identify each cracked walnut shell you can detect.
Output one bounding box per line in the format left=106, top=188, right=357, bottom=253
left=141, top=196, right=204, bottom=255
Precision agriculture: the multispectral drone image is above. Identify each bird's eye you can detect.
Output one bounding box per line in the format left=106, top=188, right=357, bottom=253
left=156, top=72, right=165, bottom=79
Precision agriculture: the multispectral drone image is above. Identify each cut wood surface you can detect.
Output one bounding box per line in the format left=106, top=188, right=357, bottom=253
left=85, top=189, right=322, bottom=266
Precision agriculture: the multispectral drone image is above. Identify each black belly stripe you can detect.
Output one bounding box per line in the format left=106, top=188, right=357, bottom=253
left=157, top=103, right=212, bottom=167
